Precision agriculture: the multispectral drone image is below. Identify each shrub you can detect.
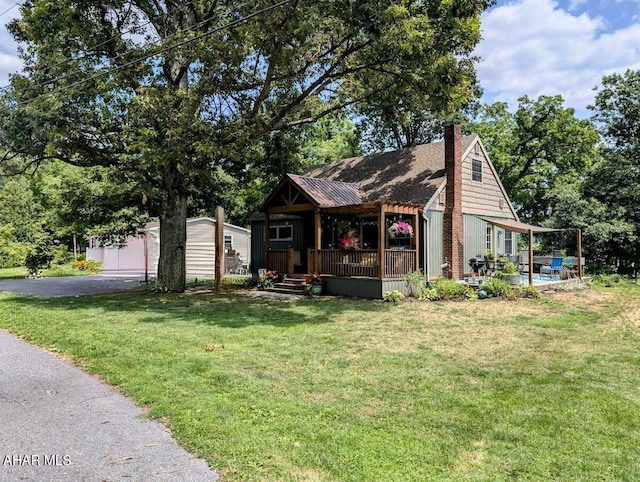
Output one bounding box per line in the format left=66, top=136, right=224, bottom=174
left=432, top=278, right=474, bottom=301
left=25, top=243, right=54, bottom=277
left=481, top=277, right=511, bottom=298
left=417, top=287, right=440, bottom=301
left=518, top=284, right=542, bottom=299
left=404, top=269, right=426, bottom=297
left=383, top=290, right=404, bottom=302
left=72, top=259, right=102, bottom=273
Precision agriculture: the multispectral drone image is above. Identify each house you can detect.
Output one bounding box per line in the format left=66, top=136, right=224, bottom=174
left=250, top=125, right=519, bottom=298
left=87, top=217, right=251, bottom=278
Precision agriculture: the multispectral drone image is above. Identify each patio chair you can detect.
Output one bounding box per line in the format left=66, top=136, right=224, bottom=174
left=540, top=256, right=563, bottom=278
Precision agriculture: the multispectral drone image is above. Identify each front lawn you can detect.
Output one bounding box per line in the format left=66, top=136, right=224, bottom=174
left=1, top=282, right=639, bottom=481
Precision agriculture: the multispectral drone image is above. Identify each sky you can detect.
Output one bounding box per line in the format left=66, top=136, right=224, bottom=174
left=0, top=0, right=639, bottom=118
left=476, top=0, right=640, bottom=117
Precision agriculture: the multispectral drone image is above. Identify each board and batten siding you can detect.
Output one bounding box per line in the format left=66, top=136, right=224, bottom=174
left=250, top=218, right=305, bottom=275
left=424, top=210, right=444, bottom=279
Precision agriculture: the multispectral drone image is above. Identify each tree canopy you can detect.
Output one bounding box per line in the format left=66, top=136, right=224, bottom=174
left=0, top=0, right=494, bottom=291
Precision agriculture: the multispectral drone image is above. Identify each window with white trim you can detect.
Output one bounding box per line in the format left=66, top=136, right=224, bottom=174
left=472, top=158, right=482, bottom=182
left=486, top=226, right=492, bottom=252
left=224, top=235, right=233, bottom=251
left=504, top=231, right=513, bottom=257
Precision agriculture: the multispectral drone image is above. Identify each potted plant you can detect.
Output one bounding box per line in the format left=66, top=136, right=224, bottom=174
left=502, top=262, right=521, bottom=285
left=304, top=272, right=323, bottom=296
left=485, top=250, right=494, bottom=269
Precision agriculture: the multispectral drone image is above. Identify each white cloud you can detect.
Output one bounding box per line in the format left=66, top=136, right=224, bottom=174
left=475, top=0, right=640, bottom=116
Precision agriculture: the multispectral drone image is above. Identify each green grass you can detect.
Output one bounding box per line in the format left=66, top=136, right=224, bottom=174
left=0, top=264, right=89, bottom=279
left=1, top=282, right=639, bottom=481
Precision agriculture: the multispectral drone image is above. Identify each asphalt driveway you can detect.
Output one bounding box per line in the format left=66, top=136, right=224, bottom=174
left=0, top=274, right=153, bottom=298
left=0, top=329, right=218, bottom=481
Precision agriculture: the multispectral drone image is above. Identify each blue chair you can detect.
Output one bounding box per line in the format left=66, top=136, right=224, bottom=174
left=540, top=256, right=563, bottom=277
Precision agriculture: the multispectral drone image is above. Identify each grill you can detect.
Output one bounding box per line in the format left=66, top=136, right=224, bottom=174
left=468, top=257, right=486, bottom=273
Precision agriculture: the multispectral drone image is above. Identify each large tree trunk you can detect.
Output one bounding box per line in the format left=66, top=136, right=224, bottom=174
left=157, top=192, right=187, bottom=292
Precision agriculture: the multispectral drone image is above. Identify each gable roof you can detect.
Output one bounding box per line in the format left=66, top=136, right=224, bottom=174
left=287, top=174, right=362, bottom=208
left=303, top=136, right=477, bottom=206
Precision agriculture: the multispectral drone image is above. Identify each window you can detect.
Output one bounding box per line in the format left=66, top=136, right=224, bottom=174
left=224, top=235, right=233, bottom=251
left=472, top=158, right=482, bottom=182
left=504, top=231, right=513, bottom=257
left=486, top=226, right=492, bottom=252
left=269, top=225, right=293, bottom=241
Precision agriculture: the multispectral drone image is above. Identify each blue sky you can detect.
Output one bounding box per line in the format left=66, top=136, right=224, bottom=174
left=475, top=0, right=640, bottom=117
left=0, top=0, right=639, bottom=119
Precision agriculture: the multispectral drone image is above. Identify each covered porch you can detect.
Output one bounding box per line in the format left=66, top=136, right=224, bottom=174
left=264, top=201, right=422, bottom=280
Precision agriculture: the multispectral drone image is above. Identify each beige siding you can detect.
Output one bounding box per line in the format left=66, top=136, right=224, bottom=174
left=144, top=218, right=251, bottom=278
left=186, top=219, right=216, bottom=278
left=223, top=224, right=251, bottom=265
left=460, top=141, right=515, bottom=219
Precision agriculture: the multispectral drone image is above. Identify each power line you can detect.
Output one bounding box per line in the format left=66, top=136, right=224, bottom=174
left=17, top=0, right=283, bottom=106
left=0, top=0, right=203, bottom=94
left=0, top=2, right=21, bottom=18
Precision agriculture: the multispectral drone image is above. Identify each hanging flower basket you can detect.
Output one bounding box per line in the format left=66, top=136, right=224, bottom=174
left=340, top=230, right=361, bottom=250
left=387, top=221, right=414, bottom=238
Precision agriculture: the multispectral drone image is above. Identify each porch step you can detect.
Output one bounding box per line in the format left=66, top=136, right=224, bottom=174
left=267, top=280, right=308, bottom=295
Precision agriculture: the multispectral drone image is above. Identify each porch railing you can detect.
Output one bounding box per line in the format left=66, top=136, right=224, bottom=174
left=266, top=248, right=294, bottom=274
left=308, top=249, right=416, bottom=279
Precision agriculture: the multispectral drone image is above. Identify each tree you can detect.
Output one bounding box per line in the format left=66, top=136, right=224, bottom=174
left=0, top=0, right=494, bottom=291
left=587, top=69, right=640, bottom=274
left=467, top=95, right=600, bottom=224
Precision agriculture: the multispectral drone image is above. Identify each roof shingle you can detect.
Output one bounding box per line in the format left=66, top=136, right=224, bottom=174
left=303, top=136, right=476, bottom=205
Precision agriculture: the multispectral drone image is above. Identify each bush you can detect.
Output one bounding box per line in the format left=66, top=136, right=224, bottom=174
left=52, top=245, right=74, bottom=265
left=383, top=290, right=404, bottom=302
left=480, top=277, right=511, bottom=298
left=25, top=243, right=55, bottom=277
left=431, top=278, right=474, bottom=301
left=404, top=269, right=426, bottom=297
left=417, top=287, right=440, bottom=301
left=72, top=259, right=102, bottom=273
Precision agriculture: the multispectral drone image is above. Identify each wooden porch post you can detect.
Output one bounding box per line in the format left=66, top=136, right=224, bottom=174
left=528, top=229, right=534, bottom=286
left=577, top=228, right=583, bottom=280
left=413, top=211, right=420, bottom=273
left=288, top=247, right=295, bottom=275
left=378, top=204, right=386, bottom=279
left=315, top=210, right=322, bottom=273
left=264, top=213, right=270, bottom=271
left=215, top=206, right=224, bottom=293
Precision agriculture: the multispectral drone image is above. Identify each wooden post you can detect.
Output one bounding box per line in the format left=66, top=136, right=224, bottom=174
left=288, top=247, right=295, bottom=275
left=577, top=228, right=583, bottom=280
left=315, top=210, right=322, bottom=273
left=264, top=213, right=270, bottom=271
left=378, top=204, right=386, bottom=279
left=413, top=211, right=420, bottom=274
left=215, top=206, right=224, bottom=293
left=528, top=229, right=534, bottom=286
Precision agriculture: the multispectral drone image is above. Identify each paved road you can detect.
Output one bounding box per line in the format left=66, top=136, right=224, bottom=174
left=0, top=274, right=153, bottom=298
left=0, top=329, right=218, bottom=481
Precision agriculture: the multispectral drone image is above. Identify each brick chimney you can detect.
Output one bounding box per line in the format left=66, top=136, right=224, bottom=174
left=443, top=125, right=464, bottom=279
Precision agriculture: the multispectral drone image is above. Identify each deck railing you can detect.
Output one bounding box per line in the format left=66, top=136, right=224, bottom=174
left=309, top=249, right=416, bottom=279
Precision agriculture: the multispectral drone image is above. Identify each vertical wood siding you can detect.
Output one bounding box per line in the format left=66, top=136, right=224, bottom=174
left=425, top=210, right=443, bottom=279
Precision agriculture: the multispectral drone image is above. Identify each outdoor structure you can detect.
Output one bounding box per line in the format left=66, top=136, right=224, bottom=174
left=87, top=217, right=251, bottom=278
left=251, top=125, right=521, bottom=298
